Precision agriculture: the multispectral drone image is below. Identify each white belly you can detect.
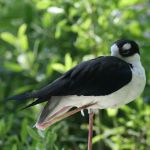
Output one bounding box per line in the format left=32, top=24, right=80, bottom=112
left=54, top=63, right=146, bottom=109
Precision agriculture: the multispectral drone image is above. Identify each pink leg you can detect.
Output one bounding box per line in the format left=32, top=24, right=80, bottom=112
left=88, top=111, right=94, bottom=150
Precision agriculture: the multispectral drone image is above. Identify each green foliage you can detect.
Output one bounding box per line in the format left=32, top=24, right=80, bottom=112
left=0, top=0, right=150, bottom=149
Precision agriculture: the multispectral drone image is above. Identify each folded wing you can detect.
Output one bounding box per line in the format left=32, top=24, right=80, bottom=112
left=9, top=56, right=132, bottom=107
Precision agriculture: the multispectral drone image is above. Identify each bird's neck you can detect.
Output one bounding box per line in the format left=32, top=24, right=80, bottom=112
left=123, top=54, right=141, bottom=65
left=113, top=53, right=142, bottom=66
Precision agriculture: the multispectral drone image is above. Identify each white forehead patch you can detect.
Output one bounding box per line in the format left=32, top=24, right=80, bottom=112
left=111, top=44, right=119, bottom=56
left=122, top=43, right=131, bottom=50
left=111, top=44, right=119, bottom=52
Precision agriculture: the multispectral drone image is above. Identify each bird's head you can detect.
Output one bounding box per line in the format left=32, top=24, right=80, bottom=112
left=111, top=39, right=140, bottom=59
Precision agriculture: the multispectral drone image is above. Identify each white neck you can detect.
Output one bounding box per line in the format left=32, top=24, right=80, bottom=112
left=122, top=54, right=141, bottom=64
left=111, top=52, right=141, bottom=66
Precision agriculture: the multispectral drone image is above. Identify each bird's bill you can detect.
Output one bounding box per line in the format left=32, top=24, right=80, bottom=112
left=35, top=103, right=96, bottom=130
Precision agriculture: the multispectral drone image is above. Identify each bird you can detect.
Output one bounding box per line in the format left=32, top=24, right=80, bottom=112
left=9, top=39, right=146, bottom=150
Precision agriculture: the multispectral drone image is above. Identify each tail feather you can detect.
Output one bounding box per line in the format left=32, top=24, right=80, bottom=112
left=22, top=98, right=48, bottom=109
left=8, top=92, right=39, bottom=101
left=8, top=89, right=51, bottom=108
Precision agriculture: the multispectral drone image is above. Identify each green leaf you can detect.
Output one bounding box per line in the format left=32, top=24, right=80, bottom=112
left=45, top=132, right=57, bottom=148
left=51, top=63, right=65, bottom=73
left=0, top=32, right=17, bottom=46
left=92, top=134, right=103, bottom=144
left=119, top=0, right=139, bottom=7
left=12, top=144, right=17, bottom=150
left=27, top=126, right=41, bottom=141
left=18, top=24, right=28, bottom=51
left=36, top=0, right=51, bottom=10
left=21, top=119, right=28, bottom=143
left=4, top=62, right=23, bottom=72
left=128, top=21, right=141, bottom=36
left=0, top=119, right=5, bottom=136
left=5, top=115, right=13, bottom=133
left=107, top=109, right=118, bottom=117
left=65, top=53, right=72, bottom=70
left=18, top=24, right=27, bottom=37
left=80, top=18, right=91, bottom=30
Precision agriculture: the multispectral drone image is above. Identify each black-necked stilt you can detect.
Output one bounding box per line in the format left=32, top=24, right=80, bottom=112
left=9, top=39, right=146, bottom=150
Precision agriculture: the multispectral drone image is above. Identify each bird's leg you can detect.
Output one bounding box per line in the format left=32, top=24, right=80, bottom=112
left=88, top=110, right=94, bottom=150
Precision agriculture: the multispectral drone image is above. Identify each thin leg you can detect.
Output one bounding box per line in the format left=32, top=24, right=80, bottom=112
left=88, top=111, right=94, bottom=150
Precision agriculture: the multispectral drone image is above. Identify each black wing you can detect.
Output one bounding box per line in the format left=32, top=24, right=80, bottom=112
left=9, top=56, right=132, bottom=107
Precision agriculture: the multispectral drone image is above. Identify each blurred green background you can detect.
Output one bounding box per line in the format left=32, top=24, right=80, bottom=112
left=0, top=0, right=150, bottom=150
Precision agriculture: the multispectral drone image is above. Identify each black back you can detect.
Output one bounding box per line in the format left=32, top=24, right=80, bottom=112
left=35, top=56, right=132, bottom=96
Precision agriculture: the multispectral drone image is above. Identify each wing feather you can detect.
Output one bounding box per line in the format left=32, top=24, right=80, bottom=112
left=34, top=56, right=132, bottom=97
left=9, top=56, right=132, bottom=107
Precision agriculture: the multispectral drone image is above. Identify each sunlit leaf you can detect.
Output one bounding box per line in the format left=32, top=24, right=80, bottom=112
left=107, top=109, right=118, bottom=117
left=51, top=63, right=65, bottom=73
left=18, top=24, right=27, bottom=37
left=0, top=32, right=17, bottom=46
left=119, top=0, right=139, bottom=7
left=65, top=53, right=73, bottom=70
left=128, top=21, right=141, bottom=36
left=36, top=0, right=51, bottom=10
left=18, top=24, right=28, bottom=51
left=80, top=18, right=91, bottom=30
left=4, top=62, right=23, bottom=72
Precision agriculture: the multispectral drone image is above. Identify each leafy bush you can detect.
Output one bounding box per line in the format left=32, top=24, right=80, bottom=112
left=0, top=0, right=150, bottom=149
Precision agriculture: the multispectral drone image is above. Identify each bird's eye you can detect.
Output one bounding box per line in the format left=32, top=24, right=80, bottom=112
left=122, top=50, right=130, bottom=55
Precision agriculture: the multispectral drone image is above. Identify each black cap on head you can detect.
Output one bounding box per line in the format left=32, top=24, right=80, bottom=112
left=114, top=39, right=140, bottom=57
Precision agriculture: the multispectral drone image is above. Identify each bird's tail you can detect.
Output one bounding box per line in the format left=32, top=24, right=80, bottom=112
left=8, top=91, right=39, bottom=101
left=7, top=91, right=49, bottom=109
